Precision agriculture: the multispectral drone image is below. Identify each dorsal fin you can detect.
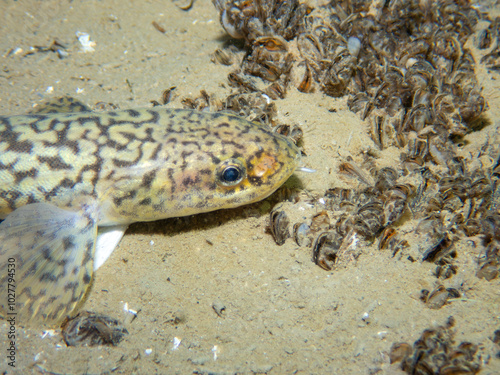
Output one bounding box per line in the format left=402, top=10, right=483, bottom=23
left=29, top=96, right=91, bottom=114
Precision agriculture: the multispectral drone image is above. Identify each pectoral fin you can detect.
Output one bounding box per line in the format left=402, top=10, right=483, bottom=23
left=95, top=225, right=128, bottom=271
left=0, top=203, right=97, bottom=326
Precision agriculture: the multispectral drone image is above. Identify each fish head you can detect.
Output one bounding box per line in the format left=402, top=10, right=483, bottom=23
left=163, top=112, right=301, bottom=217
left=99, top=110, right=300, bottom=223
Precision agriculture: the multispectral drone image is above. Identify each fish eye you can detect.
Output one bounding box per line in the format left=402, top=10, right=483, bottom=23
left=222, top=166, right=240, bottom=182
left=216, top=159, right=246, bottom=187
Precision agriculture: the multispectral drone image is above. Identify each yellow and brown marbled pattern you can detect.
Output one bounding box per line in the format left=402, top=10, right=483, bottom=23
left=0, top=107, right=299, bottom=222
left=0, top=101, right=300, bottom=325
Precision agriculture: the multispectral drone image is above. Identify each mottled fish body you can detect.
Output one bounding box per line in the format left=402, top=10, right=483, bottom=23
left=0, top=99, right=300, bottom=326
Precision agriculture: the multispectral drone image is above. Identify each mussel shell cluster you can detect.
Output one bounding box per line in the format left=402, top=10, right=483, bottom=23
left=213, top=1, right=499, bottom=281
left=390, top=317, right=482, bottom=374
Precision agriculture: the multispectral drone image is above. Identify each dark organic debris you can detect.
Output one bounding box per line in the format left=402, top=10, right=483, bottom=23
left=16, top=40, right=68, bottom=59
left=152, top=20, right=167, bottom=34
